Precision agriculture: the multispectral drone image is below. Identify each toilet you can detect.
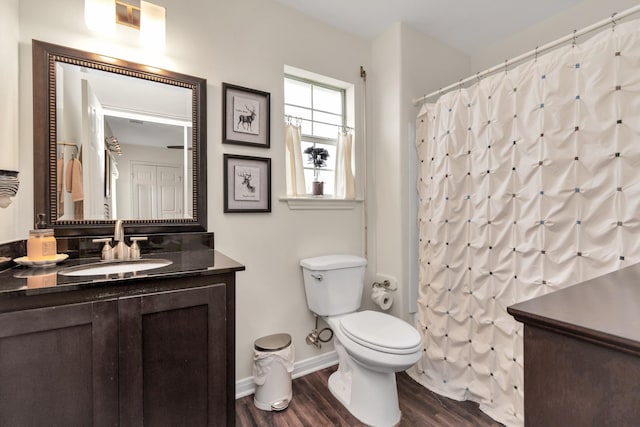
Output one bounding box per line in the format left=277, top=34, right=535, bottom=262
left=300, top=255, right=422, bottom=427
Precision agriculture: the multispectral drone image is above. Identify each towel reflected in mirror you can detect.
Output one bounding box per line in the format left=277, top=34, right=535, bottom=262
left=65, top=156, right=84, bottom=219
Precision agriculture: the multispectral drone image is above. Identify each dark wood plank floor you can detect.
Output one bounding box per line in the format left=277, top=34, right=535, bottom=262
left=236, top=366, right=504, bottom=426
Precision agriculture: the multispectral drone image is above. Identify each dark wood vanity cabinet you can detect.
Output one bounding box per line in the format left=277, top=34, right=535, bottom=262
left=0, top=279, right=235, bottom=427
left=119, top=284, right=228, bottom=427
left=508, top=264, right=640, bottom=426
left=519, top=324, right=640, bottom=426
left=0, top=299, right=119, bottom=427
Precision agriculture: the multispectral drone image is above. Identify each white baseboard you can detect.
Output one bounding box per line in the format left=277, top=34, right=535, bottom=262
left=235, top=350, right=338, bottom=399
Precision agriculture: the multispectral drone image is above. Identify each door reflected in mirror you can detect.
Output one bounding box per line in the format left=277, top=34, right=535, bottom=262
left=56, top=62, right=193, bottom=221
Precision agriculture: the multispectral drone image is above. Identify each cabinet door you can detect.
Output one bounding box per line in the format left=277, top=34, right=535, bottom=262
left=118, top=284, right=227, bottom=427
left=0, top=300, right=119, bottom=427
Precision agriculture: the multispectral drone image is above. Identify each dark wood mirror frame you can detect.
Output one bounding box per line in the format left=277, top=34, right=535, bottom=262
left=32, top=40, right=207, bottom=237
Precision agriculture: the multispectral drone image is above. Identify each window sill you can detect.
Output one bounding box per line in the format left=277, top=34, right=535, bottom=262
left=279, top=196, right=363, bottom=210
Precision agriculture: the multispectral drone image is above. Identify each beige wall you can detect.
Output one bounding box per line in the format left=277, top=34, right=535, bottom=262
left=0, top=0, right=20, bottom=242
left=368, top=23, right=403, bottom=319
left=471, top=0, right=640, bottom=72
left=15, top=0, right=370, bottom=381
left=7, top=0, right=629, bottom=384
left=369, top=23, right=469, bottom=323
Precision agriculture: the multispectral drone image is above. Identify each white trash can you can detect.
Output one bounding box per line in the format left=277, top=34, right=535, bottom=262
left=253, top=333, right=294, bottom=411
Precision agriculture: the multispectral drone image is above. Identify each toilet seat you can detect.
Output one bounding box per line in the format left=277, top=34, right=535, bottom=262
left=339, top=310, right=422, bottom=355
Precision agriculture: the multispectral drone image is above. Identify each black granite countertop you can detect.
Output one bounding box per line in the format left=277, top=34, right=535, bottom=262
left=0, top=249, right=245, bottom=297
left=508, top=261, right=640, bottom=355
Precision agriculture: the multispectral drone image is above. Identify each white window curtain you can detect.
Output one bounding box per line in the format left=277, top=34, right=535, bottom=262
left=334, top=131, right=356, bottom=199
left=284, top=123, right=306, bottom=196
left=411, top=18, right=640, bottom=426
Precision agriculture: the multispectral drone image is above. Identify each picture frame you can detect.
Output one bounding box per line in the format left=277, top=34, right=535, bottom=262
left=223, top=154, right=271, bottom=213
left=222, top=83, right=271, bottom=148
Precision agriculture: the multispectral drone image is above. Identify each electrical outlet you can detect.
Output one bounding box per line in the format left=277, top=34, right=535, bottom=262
left=375, top=274, right=398, bottom=291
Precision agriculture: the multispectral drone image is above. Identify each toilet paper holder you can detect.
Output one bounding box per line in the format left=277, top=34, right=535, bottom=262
left=372, top=280, right=396, bottom=291
left=371, top=280, right=395, bottom=310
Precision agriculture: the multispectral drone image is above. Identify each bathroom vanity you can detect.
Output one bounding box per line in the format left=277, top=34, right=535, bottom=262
left=13, top=38, right=241, bottom=426
left=0, top=245, right=244, bottom=427
left=508, top=263, right=640, bottom=426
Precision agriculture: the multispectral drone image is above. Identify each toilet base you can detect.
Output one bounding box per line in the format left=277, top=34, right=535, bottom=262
left=328, top=342, right=401, bottom=427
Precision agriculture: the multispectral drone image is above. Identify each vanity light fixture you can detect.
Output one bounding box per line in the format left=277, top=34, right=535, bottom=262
left=115, top=1, right=141, bottom=29
left=85, top=0, right=116, bottom=34
left=140, top=1, right=166, bottom=51
left=85, top=0, right=166, bottom=50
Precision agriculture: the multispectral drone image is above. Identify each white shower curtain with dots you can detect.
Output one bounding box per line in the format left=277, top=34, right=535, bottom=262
left=411, top=19, right=640, bottom=426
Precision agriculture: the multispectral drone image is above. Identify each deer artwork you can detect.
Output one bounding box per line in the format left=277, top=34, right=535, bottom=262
left=237, top=105, right=256, bottom=131
left=238, top=171, right=256, bottom=193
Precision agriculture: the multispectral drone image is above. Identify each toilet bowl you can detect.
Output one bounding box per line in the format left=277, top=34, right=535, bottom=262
left=324, top=311, right=421, bottom=427
left=300, top=255, right=423, bottom=427
left=330, top=311, right=422, bottom=372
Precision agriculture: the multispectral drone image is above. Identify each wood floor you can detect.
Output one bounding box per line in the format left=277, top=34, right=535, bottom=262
left=236, top=366, right=503, bottom=426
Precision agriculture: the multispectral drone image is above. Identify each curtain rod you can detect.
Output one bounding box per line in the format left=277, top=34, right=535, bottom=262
left=412, top=4, right=640, bottom=106
left=285, top=114, right=353, bottom=131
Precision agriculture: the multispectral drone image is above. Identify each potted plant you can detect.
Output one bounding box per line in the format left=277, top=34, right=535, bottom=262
left=304, top=146, right=330, bottom=196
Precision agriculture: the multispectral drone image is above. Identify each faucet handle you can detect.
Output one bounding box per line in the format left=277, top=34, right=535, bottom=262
left=129, top=236, right=147, bottom=260
left=92, top=238, right=113, bottom=261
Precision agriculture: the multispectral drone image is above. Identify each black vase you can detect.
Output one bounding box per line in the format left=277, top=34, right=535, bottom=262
left=312, top=181, right=324, bottom=196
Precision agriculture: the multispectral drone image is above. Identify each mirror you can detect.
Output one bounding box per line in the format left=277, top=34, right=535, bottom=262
left=33, top=40, right=207, bottom=236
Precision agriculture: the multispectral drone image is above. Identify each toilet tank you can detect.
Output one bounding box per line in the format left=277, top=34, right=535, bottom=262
left=300, top=255, right=367, bottom=316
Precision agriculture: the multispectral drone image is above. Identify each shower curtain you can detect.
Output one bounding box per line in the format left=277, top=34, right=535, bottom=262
left=412, top=19, right=640, bottom=426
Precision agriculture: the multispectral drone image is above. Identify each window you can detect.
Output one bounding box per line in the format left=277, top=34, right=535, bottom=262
left=284, top=75, right=346, bottom=196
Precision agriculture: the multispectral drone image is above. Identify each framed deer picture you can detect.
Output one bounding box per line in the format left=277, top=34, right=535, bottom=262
left=223, top=154, right=271, bottom=213
left=222, top=83, right=271, bottom=148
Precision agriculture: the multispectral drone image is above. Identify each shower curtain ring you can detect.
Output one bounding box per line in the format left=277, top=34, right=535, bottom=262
left=504, top=59, right=508, bottom=74
left=534, top=46, right=538, bottom=62
left=611, top=12, right=617, bottom=31
left=572, top=29, right=577, bottom=47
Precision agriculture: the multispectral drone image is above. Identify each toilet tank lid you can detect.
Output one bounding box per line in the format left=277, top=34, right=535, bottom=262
left=300, top=255, right=367, bottom=270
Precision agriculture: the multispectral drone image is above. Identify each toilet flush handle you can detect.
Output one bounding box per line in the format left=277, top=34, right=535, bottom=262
left=311, top=273, right=323, bottom=281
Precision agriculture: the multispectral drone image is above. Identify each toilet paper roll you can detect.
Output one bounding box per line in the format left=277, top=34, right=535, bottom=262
left=371, top=287, right=393, bottom=310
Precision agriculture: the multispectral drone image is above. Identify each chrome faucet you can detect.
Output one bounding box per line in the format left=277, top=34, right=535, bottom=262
left=113, top=220, right=130, bottom=260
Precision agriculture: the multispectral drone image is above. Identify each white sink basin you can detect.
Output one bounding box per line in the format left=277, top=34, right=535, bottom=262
left=59, top=259, right=173, bottom=276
